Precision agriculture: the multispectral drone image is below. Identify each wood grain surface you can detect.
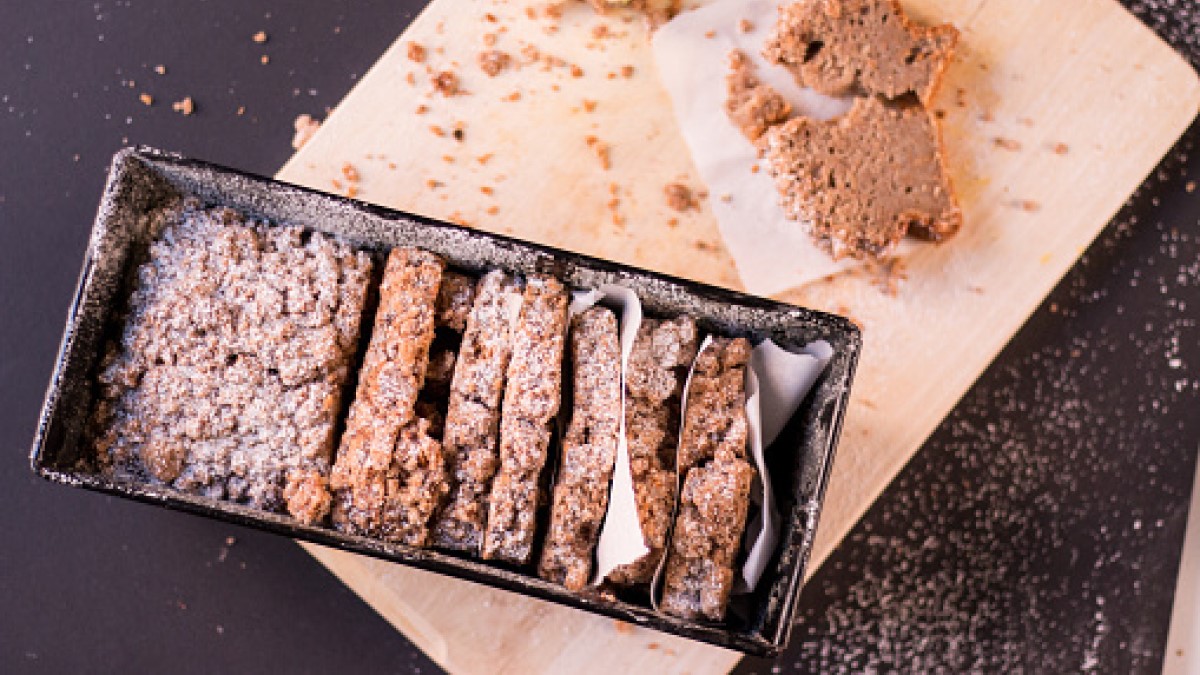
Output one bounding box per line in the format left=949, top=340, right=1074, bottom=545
left=276, top=0, right=1200, bottom=672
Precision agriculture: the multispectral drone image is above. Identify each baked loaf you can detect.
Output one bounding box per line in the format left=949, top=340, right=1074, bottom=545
left=432, top=270, right=525, bottom=552
left=764, top=0, right=959, bottom=104
left=539, top=306, right=622, bottom=590
left=725, top=50, right=792, bottom=141
left=482, top=275, right=570, bottom=565
left=91, top=201, right=372, bottom=525
left=662, top=337, right=755, bottom=621
left=329, top=247, right=449, bottom=544
left=758, top=96, right=961, bottom=259
left=606, top=317, right=699, bottom=585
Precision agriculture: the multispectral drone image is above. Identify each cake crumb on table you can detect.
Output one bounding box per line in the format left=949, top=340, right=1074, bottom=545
left=993, top=136, right=1022, bottom=151
left=172, top=97, right=194, bottom=115
left=154, top=64, right=166, bottom=75
left=664, top=182, right=698, bottom=212
left=432, top=70, right=460, bottom=96
left=291, top=114, right=321, bottom=149
left=252, top=30, right=268, bottom=43
left=139, top=93, right=153, bottom=106
left=586, top=135, right=611, bottom=170
left=407, top=42, right=427, bottom=63
left=479, top=50, right=512, bottom=76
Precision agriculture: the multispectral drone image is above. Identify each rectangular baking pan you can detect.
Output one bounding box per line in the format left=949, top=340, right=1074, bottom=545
left=29, top=147, right=861, bottom=657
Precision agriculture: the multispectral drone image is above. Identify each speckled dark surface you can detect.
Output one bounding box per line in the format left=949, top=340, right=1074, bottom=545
left=1, top=1, right=1197, bottom=673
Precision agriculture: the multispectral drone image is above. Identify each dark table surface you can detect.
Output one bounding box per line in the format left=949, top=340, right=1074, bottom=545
left=2, top=1, right=1197, bottom=673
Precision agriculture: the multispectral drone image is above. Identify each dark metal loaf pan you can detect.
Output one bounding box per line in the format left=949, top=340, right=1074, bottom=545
left=29, top=147, right=861, bottom=657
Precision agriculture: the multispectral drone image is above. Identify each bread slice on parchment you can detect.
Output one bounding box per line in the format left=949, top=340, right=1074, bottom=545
left=764, top=0, right=958, bottom=104
left=758, top=95, right=961, bottom=259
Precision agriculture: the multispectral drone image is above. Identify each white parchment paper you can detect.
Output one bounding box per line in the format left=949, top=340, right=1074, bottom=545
left=740, top=338, right=833, bottom=591
left=651, top=0, right=856, bottom=296
left=572, top=286, right=653, bottom=585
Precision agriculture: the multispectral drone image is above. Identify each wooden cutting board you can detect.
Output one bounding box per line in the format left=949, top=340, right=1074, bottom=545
left=277, top=0, right=1200, bottom=672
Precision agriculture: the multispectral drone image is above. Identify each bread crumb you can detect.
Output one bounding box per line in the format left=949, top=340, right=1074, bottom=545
left=408, top=42, right=427, bottom=63
left=503, top=91, right=522, bottom=102
left=342, top=163, right=360, bottom=183
left=433, top=71, right=460, bottom=96
left=426, top=179, right=443, bottom=189
left=345, top=185, right=359, bottom=198
left=705, top=30, right=716, bottom=39
left=993, top=137, right=1022, bottom=151
left=479, top=50, right=512, bottom=77
left=1051, top=142, right=1069, bottom=155
left=291, top=114, right=321, bottom=149
left=1187, top=180, right=1196, bottom=193
left=663, top=183, right=697, bottom=212
left=1014, top=199, right=1041, bottom=212
left=582, top=99, right=597, bottom=113
left=331, top=178, right=343, bottom=191
left=430, top=125, right=446, bottom=137
left=570, top=64, right=584, bottom=78
left=586, top=135, right=611, bottom=170
left=415, top=104, right=429, bottom=114
left=139, top=93, right=153, bottom=106
left=486, top=205, right=500, bottom=215
left=236, top=106, right=245, bottom=116
left=738, top=18, right=754, bottom=32
left=620, top=65, right=634, bottom=78
left=172, top=97, right=195, bottom=115
left=613, top=620, right=634, bottom=635
left=592, top=24, right=611, bottom=39
left=154, top=64, right=166, bottom=75
left=647, top=642, right=660, bottom=650
left=480, top=186, right=495, bottom=196
left=484, top=12, right=498, bottom=22
left=405, top=72, right=416, bottom=86
left=252, top=30, right=268, bottom=44
left=452, top=122, right=465, bottom=141
left=667, top=217, right=679, bottom=227
left=720, top=193, right=732, bottom=203
left=483, top=32, right=498, bottom=47
left=477, top=153, right=494, bottom=165
left=868, top=256, right=907, bottom=296
left=260, top=55, right=270, bottom=65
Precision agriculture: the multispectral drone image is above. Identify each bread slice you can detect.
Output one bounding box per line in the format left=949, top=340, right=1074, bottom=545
left=660, top=336, right=753, bottom=620
left=538, top=306, right=622, bottom=590
left=660, top=450, right=756, bottom=621
left=758, top=95, right=961, bottom=259
left=764, top=0, right=958, bottom=104
left=329, top=247, right=449, bottom=545
left=482, top=275, right=570, bottom=565
left=606, top=317, right=699, bottom=585
left=725, top=50, right=793, bottom=142
left=432, top=270, right=524, bottom=552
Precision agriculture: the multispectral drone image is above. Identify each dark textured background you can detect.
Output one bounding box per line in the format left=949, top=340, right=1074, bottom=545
left=2, top=1, right=1197, bottom=672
